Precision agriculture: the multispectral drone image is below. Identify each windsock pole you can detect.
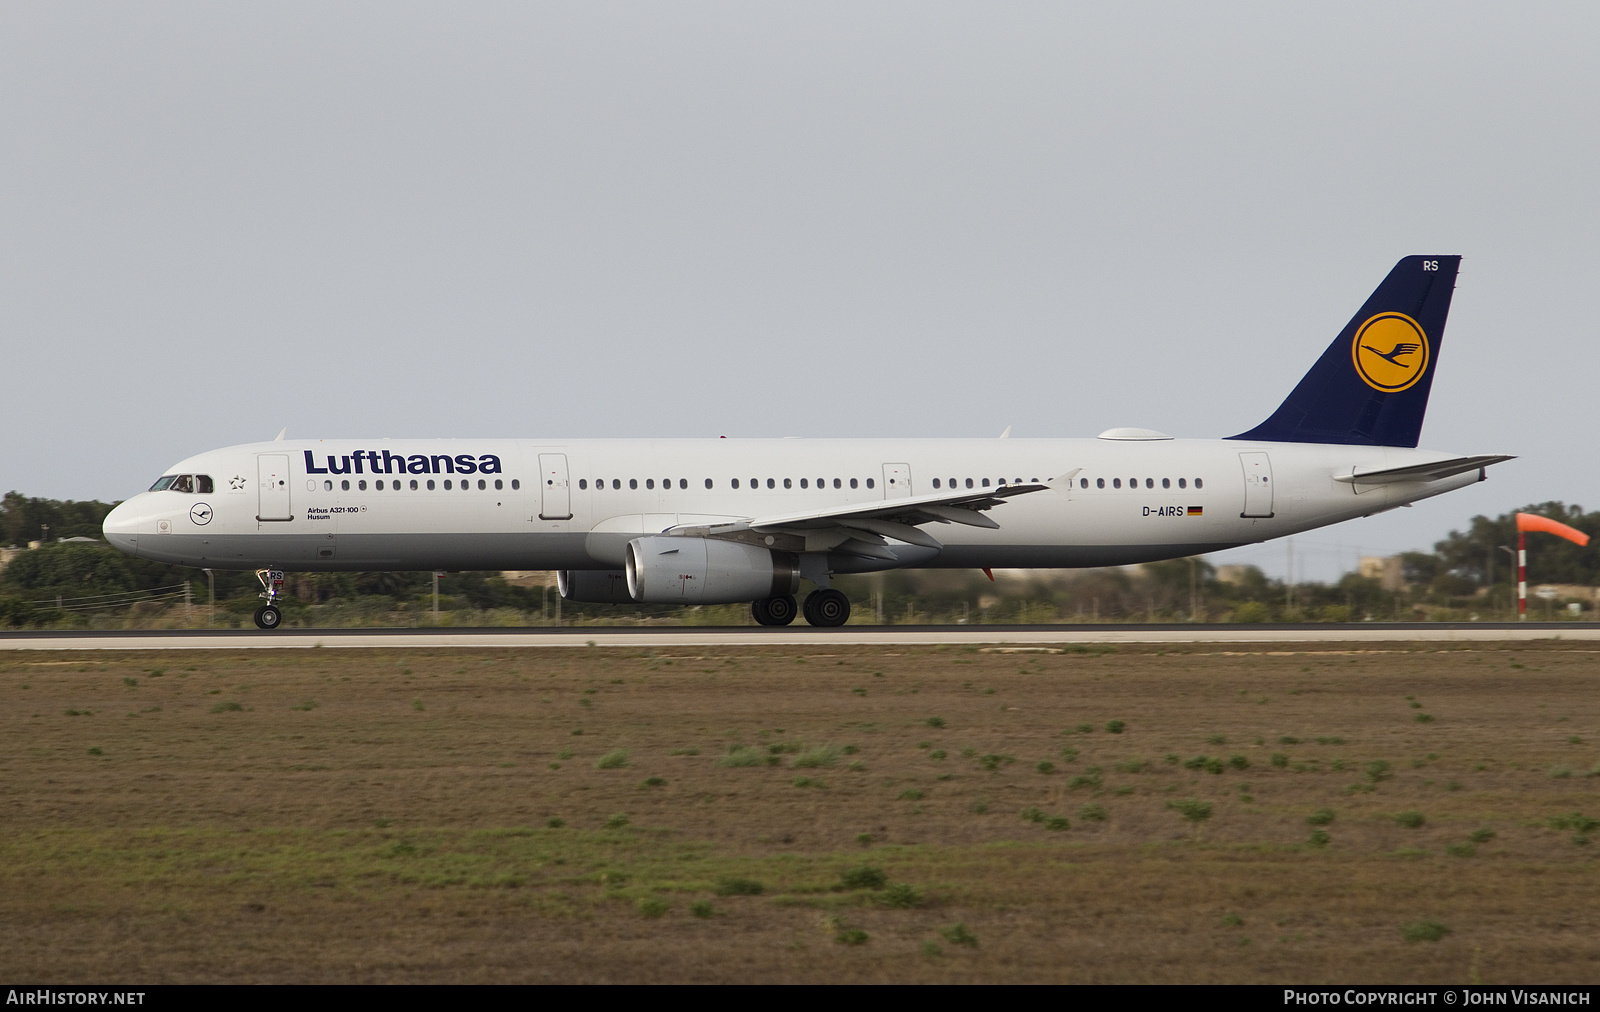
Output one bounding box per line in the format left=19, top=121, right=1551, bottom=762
left=1518, top=531, right=1527, bottom=621
left=1513, top=513, right=1591, bottom=623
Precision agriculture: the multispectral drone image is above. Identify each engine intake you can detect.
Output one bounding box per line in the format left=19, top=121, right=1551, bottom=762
left=557, top=570, right=634, bottom=604
left=625, top=536, right=800, bottom=604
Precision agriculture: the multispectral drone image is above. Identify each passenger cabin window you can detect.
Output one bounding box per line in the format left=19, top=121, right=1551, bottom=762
left=866, top=478, right=875, bottom=489
left=612, top=479, right=621, bottom=490
left=766, top=478, right=775, bottom=489
left=1096, top=478, right=1104, bottom=488
left=1113, top=478, right=1121, bottom=488
left=359, top=480, right=367, bottom=490
left=784, top=478, right=792, bottom=489
left=680, top=479, right=688, bottom=490
left=731, top=478, right=740, bottom=489
left=579, top=479, right=587, bottom=490
left=705, top=479, right=713, bottom=489
left=1178, top=478, right=1186, bottom=488
left=932, top=478, right=941, bottom=489
left=426, top=479, right=436, bottom=490
left=325, top=480, right=334, bottom=491
left=849, top=478, right=858, bottom=489
left=1080, top=478, right=1088, bottom=489
left=1146, top=478, right=1154, bottom=489
left=964, top=478, right=973, bottom=489
left=1162, top=478, right=1170, bottom=489
left=410, top=479, right=419, bottom=490
left=1195, top=478, right=1204, bottom=489
left=646, top=479, right=655, bottom=489
left=444, top=479, right=453, bottom=490
left=800, top=478, right=808, bottom=489
left=340, top=480, right=349, bottom=491
left=980, top=478, right=990, bottom=487
left=629, top=479, right=638, bottom=489
left=833, top=478, right=841, bottom=489
left=509, top=479, right=518, bottom=490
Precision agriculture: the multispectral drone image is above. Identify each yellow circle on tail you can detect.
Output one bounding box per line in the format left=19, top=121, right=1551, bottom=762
left=1351, top=313, right=1429, bottom=392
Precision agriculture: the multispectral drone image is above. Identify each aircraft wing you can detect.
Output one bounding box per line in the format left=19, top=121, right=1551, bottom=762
left=1332, top=454, right=1515, bottom=486
left=666, top=481, right=1056, bottom=558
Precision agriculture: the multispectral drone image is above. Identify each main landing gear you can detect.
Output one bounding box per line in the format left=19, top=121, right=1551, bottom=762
left=753, top=589, right=852, bottom=627
left=802, top=588, right=851, bottom=627
left=254, top=568, right=285, bottom=631
left=752, top=594, right=798, bottom=626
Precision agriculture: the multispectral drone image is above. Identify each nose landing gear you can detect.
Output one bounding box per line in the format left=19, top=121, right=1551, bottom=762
left=254, top=568, right=285, bottom=631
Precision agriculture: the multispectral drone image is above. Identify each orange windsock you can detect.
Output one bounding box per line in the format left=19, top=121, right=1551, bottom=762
left=1515, top=513, right=1591, bottom=546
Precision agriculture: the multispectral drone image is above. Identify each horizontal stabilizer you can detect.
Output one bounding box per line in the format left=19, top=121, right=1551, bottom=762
left=1332, top=454, right=1514, bottom=486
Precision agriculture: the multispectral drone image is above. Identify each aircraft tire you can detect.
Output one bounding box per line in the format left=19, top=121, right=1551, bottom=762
left=254, top=605, right=282, bottom=630
left=753, top=595, right=797, bottom=626
left=804, top=589, right=850, bottom=627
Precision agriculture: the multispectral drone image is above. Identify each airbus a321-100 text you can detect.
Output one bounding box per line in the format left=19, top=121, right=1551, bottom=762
left=103, top=256, right=1511, bottom=629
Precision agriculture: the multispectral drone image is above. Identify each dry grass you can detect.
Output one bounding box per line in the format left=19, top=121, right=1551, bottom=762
left=2, top=642, right=1598, bottom=982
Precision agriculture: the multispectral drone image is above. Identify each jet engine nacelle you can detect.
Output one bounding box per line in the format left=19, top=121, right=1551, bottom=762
left=625, top=536, right=800, bottom=604
left=557, top=570, right=634, bottom=604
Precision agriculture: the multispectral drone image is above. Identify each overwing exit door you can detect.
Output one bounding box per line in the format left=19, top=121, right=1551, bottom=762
left=1239, top=452, right=1274, bottom=518
left=257, top=454, right=292, bottom=522
left=882, top=463, right=912, bottom=498
left=539, top=453, right=573, bottom=520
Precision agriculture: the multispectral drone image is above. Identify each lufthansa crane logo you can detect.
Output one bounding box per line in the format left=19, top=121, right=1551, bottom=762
left=1352, top=312, right=1429, bottom=392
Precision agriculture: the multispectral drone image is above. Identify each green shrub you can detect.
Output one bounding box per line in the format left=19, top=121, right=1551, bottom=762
left=1105, top=720, right=1125, bottom=734
left=1551, top=766, right=1573, bottom=779
left=1278, top=736, right=1301, bottom=745
left=1182, top=755, right=1208, bottom=770
left=925, top=716, right=946, bottom=728
left=1203, top=757, right=1226, bottom=775
left=1167, top=799, right=1213, bottom=825
left=793, top=777, right=822, bottom=788
left=86, top=747, right=103, bottom=756
left=1367, top=760, right=1393, bottom=783
left=841, top=865, right=888, bottom=890
left=1469, top=828, right=1495, bottom=844
left=1044, top=816, right=1070, bottom=831
left=1446, top=842, right=1475, bottom=858
left=1270, top=753, right=1289, bottom=768
left=1549, top=812, right=1599, bottom=834
left=978, top=753, right=1014, bottom=771
left=1394, top=811, right=1426, bottom=829
left=1075, top=723, right=1093, bottom=734
left=1059, top=746, right=1080, bottom=762
left=713, top=877, right=764, bottom=896
left=879, top=882, right=922, bottom=908
left=641, top=776, right=666, bottom=788
left=1115, top=759, right=1146, bottom=774
left=1414, top=713, right=1434, bottom=723
left=1315, top=736, right=1345, bottom=745
left=835, top=929, right=869, bottom=945
left=1228, top=755, right=1249, bottom=770
left=596, top=749, right=629, bottom=769
left=691, top=901, right=714, bottom=918
left=1307, top=808, right=1335, bottom=827
left=1206, top=734, right=1227, bottom=746
left=1067, top=773, right=1102, bottom=790
left=1401, top=920, right=1450, bottom=943
left=793, top=745, right=840, bottom=769
left=898, top=789, right=924, bottom=800
left=930, top=750, right=947, bottom=760
left=605, top=813, right=630, bottom=829
left=1079, top=803, right=1108, bottom=822
left=940, top=922, right=978, bottom=947
left=636, top=896, right=669, bottom=918
left=717, top=745, right=767, bottom=767
left=920, top=941, right=943, bottom=958
left=1021, top=806, right=1046, bottom=823
left=1035, top=761, right=1055, bottom=774
left=546, top=817, right=565, bottom=828
left=1308, top=830, right=1330, bottom=847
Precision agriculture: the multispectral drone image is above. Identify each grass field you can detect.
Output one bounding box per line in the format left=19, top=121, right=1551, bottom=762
left=2, top=642, right=1597, bottom=983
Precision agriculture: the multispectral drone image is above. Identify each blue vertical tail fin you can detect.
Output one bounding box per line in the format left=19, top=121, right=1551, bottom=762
left=1228, top=255, right=1460, bottom=447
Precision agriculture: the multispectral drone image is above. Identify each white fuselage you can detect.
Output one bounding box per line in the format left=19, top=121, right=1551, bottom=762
left=102, top=436, right=1485, bottom=573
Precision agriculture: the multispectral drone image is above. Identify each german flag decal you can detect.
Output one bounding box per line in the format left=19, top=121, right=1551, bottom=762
left=1186, top=506, right=1204, bottom=516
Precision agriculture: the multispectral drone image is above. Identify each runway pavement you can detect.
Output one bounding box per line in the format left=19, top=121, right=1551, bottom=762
left=4, top=623, right=1600, bottom=650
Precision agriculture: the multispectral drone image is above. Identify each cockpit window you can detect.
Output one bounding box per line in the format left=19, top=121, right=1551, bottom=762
left=149, top=475, right=179, bottom=491
left=169, top=475, right=195, bottom=493
left=195, top=475, right=213, bottom=493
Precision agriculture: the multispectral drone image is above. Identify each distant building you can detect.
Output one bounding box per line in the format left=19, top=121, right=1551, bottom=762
left=1359, top=556, right=1405, bottom=592
left=0, top=546, right=20, bottom=574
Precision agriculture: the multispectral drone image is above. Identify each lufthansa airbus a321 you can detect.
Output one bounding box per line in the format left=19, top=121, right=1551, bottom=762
left=103, top=256, right=1511, bottom=630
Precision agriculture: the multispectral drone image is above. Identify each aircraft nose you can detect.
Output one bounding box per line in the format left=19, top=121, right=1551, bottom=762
left=102, top=499, right=141, bottom=557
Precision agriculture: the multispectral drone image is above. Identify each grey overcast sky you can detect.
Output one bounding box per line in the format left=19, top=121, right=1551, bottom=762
left=3, top=3, right=1596, bottom=580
